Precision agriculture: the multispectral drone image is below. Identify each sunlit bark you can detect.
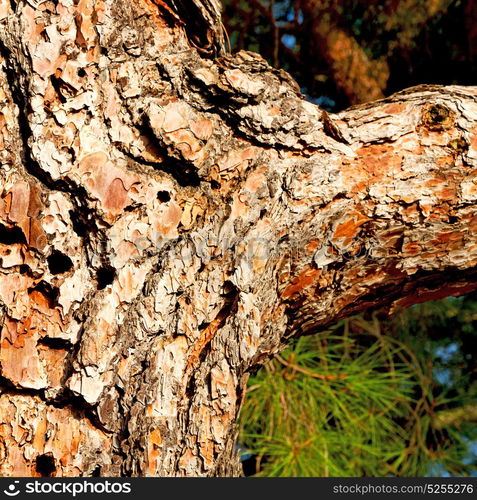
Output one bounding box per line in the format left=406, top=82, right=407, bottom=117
left=1, top=0, right=477, bottom=477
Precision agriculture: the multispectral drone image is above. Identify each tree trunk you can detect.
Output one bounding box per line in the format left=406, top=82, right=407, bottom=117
left=1, top=0, right=477, bottom=477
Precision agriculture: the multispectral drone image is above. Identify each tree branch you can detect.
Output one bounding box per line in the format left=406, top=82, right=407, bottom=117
left=1, top=0, right=477, bottom=477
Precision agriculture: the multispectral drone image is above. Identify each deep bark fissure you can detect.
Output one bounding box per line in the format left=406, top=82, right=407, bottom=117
left=119, top=141, right=203, bottom=188
left=0, top=43, right=71, bottom=195
left=0, top=38, right=112, bottom=285
left=0, top=373, right=108, bottom=435
left=181, top=64, right=328, bottom=155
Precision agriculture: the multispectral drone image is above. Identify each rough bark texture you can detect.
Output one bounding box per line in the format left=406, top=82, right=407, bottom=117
left=1, top=0, right=477, bottom=477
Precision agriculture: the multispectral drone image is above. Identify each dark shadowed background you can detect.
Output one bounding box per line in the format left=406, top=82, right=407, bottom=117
left=222, top=0, right=477, bottom=109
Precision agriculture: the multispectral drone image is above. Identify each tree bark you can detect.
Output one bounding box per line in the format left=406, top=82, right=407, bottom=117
left=1, top=0, right=477, bottom=477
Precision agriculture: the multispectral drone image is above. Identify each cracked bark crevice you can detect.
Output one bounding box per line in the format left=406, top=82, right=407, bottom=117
left=180, top=67, right=328, bottom=154
left=0, top=374, right=109, bottom=434
left=118, top=142, right=203, bottom=188
left=164, top=0, right=225, bottom=57
left=0, top=41, right=64, bottom=194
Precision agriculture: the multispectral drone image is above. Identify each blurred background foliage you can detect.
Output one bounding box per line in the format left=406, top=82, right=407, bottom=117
left=239, top=299, right=477, bottom=476
left=224, top=0, right=477, bottom=476
left=221, top=0, right=477, bottom=110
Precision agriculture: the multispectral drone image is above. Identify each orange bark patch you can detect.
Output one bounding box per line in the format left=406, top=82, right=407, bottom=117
left=430, top=230, right=464, bottom=251
left=402, top=241, right=421, bottom=256
left=0, top=181, right=46, bottom=251
left=23, top=4, right=45, bottom=46
left=152, top=201, right=182, bottom=237
left=38, top=345, right=69, bottom=389
left=382, top=102, right=408, bottom=115
left=190, top=118, right=214, bottom=140
left=149, top=428, right=162, bottom=446
left=103, top=178, right=128, bottom=212
left=401, top=203, right=420, bottom=222
left=0, top=395, right=111, bottom=476
left=231, top=193, right=248, bottom=219
left=178, top=447, right=196, bottom=473
left=29, top=218, right=47, bottom=251
left=0, top=276, right=66, bottom=389
left=305, top=239, right=320, bottom=254
left=355, top=143, right=402, bottom=184
left=333, top=210, right=369, bottom=246
left=219, top=147, right=256, bottom=172
left=436, top=186, right=457, bottom=201
left=282, top=267, right=321, bottom=300
left=146, top=427, right=164, bottom=474
left=435, top=154, right=455, bottom=166
left=76, top=0, right=98, bottom=48
left=0, top=317, right=45, bottom=389
left=244, top=167, right=267, bottom=193
left=79, top=152, right=140, bottom=216
left=186, top=297, right=239, bottom=373
left=392, top=281, right=477, bottom=310
left=7, top=181, right=30, bottom=223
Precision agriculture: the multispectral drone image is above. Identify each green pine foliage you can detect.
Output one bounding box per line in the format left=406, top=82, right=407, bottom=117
left=239, top=297, right=477, bottom=477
